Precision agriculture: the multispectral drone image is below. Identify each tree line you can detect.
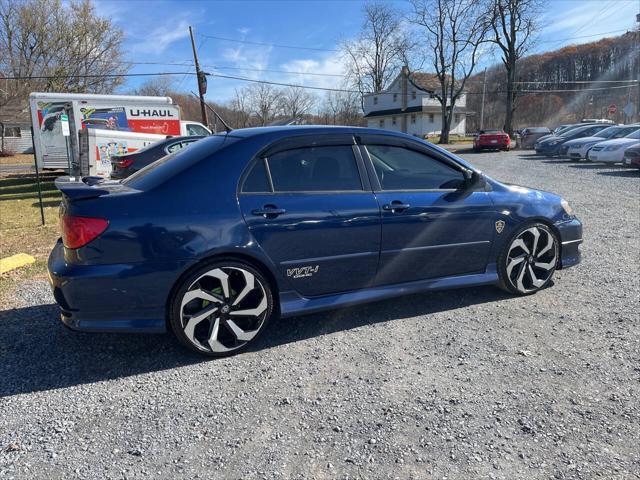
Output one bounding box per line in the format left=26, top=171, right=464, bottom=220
left=466, top=32, right=640, bottom=130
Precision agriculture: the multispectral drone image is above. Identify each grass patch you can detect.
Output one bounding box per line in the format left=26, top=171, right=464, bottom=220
left=0, top=153, right=36, bottom=165
left=0, top=169, right=62, bottom=306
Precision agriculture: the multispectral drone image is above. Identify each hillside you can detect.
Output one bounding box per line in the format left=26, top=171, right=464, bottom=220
left=467, top=31, right=639, bottom=130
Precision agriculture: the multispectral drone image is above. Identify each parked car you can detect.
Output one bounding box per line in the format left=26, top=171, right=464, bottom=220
left=536, top=124, right=586, bottom=145
left=587, top=129, right=640, bottom=163
left=535, top=124, right=610, bottom=157
left=517, top=127, right=551, bottom=149
left=110, top=136, right=204, bottom=179
left=563, top=125, right=640, bottom=160
left=49, top=126, right=582, bottom=357
left=473, top=129, right=511, bottom=152
left=623, top=144, right=640, bottom=168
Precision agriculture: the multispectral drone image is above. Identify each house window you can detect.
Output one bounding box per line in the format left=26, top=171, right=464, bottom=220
left=429, top=114, right=434, bottom=122
left=3, top=126, right=21, bottom=137
left=410, top=114, right=416, bottom=124
left=411, top=90, right=417, bottom=100
left=455, top=114, right=460, bottom=123
left=393, top=93, right=398, bottom=102
left=373, top=96, right=378, bottom=105
left=379, top=119, right=384, bottom=128
left=392, top=117, right=397, bottom=125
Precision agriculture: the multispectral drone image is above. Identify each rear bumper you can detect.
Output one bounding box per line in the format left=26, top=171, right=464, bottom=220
left=555, top=218, right=582, bottom=269
left=47, top=241, right=185, bottom=333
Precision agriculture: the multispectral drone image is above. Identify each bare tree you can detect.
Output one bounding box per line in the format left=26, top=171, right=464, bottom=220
left=322, top=90, right=363, bottom=125
left=342, top=2, right=411, bottom=105
left=411, top=0, right=490, bottom=143
left=278, top=86, right=316, bottom=120
left=131, top=76, right=174, bottom=97
left=0, top=0, right=128, bottom=109
left=228, top=88, right=252, bottom=128
left=246, top=83, right=280, bottom=126
left=489, top=0, right=541, bottom=135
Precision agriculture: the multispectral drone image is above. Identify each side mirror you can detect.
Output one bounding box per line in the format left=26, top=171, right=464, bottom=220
left=462, top=170, right=486, bottom=190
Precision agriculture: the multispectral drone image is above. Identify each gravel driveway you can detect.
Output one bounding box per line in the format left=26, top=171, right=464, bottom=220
left=1, top=151, right=638, bottom=479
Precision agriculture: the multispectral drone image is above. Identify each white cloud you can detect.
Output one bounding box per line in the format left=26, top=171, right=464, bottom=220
left=130, top=19, right=191, bottom=55
left=279, top=53, right=348, bottom=90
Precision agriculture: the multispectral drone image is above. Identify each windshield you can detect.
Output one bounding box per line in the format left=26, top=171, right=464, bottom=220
left=626, top=129, right=640, bottom=139
left=560, top=125, right=595, bottom=137
left=594, top=126, right=622, bottom=138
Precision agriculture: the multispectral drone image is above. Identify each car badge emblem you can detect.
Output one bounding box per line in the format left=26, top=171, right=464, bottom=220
left=495, top=220, right=505, bottom=233
left=221, top=305, right=230, bottom=314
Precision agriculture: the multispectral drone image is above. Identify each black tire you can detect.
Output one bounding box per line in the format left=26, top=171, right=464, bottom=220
left=169, top=259, right=274, bottom=357
left=497, top=222, right=559, bottom=295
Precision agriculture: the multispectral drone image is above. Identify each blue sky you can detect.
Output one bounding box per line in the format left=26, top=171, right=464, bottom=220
left=94, top=0, right=640, bottom=104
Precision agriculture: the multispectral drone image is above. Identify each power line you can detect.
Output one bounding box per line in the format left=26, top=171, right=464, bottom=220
left=2, top=72, right=195, bottom=80
left=3, top=71, right=636, bottom=95
left=199, top=34, right=339, bottom=52
left=537, top=28, right=630, bottom=44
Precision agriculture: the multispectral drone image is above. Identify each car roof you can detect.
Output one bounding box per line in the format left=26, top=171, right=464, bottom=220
left=222, top=125, right=413, bottom=139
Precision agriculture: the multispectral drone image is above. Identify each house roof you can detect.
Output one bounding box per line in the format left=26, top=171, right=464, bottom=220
left=0, top=98, right=31, bottom=124
left=364, top=105, right=472, bottom=118
left=363, top=71, right=464, bottom=97
left=408, top=72, right=463, bottom=93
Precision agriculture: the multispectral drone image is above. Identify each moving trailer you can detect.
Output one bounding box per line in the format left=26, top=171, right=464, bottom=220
left=77, top=128, right=166, bottom=178
left=28, top=92, right=210, bottom=170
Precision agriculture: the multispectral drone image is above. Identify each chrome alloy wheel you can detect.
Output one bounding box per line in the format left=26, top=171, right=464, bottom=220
left=505, top=226, right=558, bottom=294
left=179, top=267, right=268, bottom=353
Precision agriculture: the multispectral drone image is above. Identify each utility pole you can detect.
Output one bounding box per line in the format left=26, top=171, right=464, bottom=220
left=189, top=26, right=208, bottom=127
left=401, top=65, right=409, bottom=133
left=636, top=13, right=640, bottom=123
left=480, top=68, right=487, bottom=130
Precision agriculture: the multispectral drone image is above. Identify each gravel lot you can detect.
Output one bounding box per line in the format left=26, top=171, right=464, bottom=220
left=1, top=151, right=638, bottom=479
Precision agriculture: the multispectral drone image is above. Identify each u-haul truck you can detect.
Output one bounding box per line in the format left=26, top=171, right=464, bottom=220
left=77, top=128, right=167, bottom=178
left=28, top=92, right=210, bottom=170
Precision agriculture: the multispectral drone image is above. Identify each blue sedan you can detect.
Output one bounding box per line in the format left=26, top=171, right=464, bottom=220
left=48, top=127, right=582, bottom=356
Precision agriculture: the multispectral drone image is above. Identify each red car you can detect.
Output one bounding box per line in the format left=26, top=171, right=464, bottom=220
left=474, top=129, right=511, bottom=152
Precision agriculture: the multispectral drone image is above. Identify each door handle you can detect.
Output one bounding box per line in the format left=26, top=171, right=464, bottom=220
left=383, top=201, right=411, bottom=212
left=251, top=205, right=287, bottom=218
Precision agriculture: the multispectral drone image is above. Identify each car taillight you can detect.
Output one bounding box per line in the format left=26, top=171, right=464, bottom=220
left=116, top=158, right=133, bottom=168
left=61, top=215, right=109, bottom=249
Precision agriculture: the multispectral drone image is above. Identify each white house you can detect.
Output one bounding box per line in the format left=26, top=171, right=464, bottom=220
left=0, top=98, right=33, bottom=154
left=363, top=68, right=470, bottom=137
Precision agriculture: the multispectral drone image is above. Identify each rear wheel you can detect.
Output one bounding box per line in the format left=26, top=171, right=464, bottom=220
left=169, top=260, right=274, bottom=357
left=498, top=223, right=559, bottom=295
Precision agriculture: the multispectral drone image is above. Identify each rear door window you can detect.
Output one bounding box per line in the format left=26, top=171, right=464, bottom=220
left=265, top=146, right=362, bottom=192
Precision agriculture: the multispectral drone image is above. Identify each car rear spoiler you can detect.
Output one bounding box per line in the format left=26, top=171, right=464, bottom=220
left=55, top=176, right=127, bottom=200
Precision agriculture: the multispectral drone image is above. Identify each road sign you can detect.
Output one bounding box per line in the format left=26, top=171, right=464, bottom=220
left=608, top=104, right=617, bottom=115
left=60, top=113, right=70, bottom=137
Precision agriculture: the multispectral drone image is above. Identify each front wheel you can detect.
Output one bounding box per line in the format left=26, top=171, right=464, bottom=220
left=169, top=260, right=274, bottom=357
left=497, top=223, right=559, bottom=295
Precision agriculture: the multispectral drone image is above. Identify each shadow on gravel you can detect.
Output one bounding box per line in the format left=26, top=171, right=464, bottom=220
left=541, top=159, right=570, bottom=164
left=516, top=153, right=542, bottom=160
left=253, top=285, right=511, bottom=353
left=0, top=285, right=510, bottom=397
left=597, top=169, right=640, bottom=178
left=568, top=163, right=614, bottom=170
left=0, top=304, right=199, bottom=398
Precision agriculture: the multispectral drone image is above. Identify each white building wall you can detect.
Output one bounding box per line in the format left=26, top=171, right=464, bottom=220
left=368, top=112, right=467, bottom=138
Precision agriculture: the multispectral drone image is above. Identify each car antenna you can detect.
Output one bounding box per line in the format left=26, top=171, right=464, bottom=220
left=189, top=91, right=233, bottom=133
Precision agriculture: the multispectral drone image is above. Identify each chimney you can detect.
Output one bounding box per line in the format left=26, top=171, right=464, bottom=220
left=401, top=65, right=409, bottom=133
